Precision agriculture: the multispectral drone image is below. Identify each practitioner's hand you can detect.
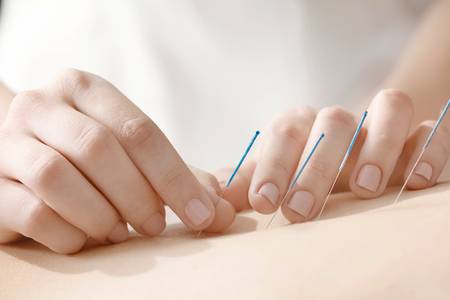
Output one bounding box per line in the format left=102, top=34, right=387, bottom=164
left=0, top=69, right=234, bottom=254
left=215, top=90, right=450, bottom=223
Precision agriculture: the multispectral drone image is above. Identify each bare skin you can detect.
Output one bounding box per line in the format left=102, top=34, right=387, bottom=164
left=1, top=184, right=449, bottom=299
left=0, top=1, right=449, bottom=253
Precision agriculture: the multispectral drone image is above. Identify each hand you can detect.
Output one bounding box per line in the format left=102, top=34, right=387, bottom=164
left=0, top=69, right=234, bottom=253
left=215, top=90, right=449, bottom=222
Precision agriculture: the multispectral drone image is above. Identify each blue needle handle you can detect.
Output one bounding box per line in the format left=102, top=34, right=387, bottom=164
left=339, top=110, right=368, bottom=171
left=226, top=130, right=260, bottom=187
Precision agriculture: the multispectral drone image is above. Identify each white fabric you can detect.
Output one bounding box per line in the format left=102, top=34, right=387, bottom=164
left=0, top=0, right=432, bottom=170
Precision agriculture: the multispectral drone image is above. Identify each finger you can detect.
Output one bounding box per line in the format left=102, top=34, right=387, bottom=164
left=213, top=161, right=256, bottom=212
left=0, top=132, right=127, bottom=244
left=11, top=92, right=165, bottom=236
left=190, top=166, right=235, bottom=232
left=279, top=107, right=356, bottom=222
left=0, top=179, right=87, bottom=254
left=248, top=107, right=315, bottom=214
left=0, top=228, right=21, bottom=244
left=349, top=89, right=414, bottom=198
left=405, top=121, right=450, bottom=189
left=48, top=69, right=215, bottom=230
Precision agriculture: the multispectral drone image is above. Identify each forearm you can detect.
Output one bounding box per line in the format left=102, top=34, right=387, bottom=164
left=382, top=0, right=450, bottom=128
left=0, top=82, right=14, bottom=123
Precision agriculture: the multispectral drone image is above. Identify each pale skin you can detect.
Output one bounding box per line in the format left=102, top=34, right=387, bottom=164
left=0, top=0, right=449, bottom=254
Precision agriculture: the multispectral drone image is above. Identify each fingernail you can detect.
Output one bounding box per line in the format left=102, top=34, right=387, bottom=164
left=414, top=162, right=432, bottom=181
left=288, top=190, right=314, bottom=217
left=185, top=198, right=212, bottom=226
left=356, top=164, right=381, bottom=192
left=107, top=221, right=128, bottom=243
left=257, top=182, right=279, bottom=206
left=142, top=213, right=166, bottom=236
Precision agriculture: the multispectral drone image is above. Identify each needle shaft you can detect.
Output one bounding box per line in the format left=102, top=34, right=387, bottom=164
left=317, top=111, right=368, bottom=219
left=266, top=133, right=325, bottom=229
left=392, top=99, right=449, bottom=205
left=197, top=130, right=260, bottom=237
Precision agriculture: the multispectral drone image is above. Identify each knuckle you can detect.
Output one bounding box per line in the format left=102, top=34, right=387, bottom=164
left=75, top=125, right=113, bottom=158
left=28, top=153, right=66, bottom=190
left=271, top=115, right=308, bottom=145
left=270, top=106, right=317, bottom=144
left=270, top=107, right=316, bottom=139
left=374, top=132, right=399, bottom=151
left=57, top=68, right=91, bottom=92
left=204, top=173, right=219, bottom=187
left=287, top=106, right=317, bottom=121
left=418, top=120, right=450, bottom=143
left=266, top=158, right=292, bottom=179
left=270, top=112, right=287, bottom=125
left=319, top=106, right=354, bottom=127
left=299, top=105, right=317, bottom=117
left=377, top=89, right=413, bottom=115
left=273, top=124, right=305, bottom=144
left=9, top=90, right=46, bottom=117
left=305, top=158, right=335, bottom=182
left=197, top=171, right=218, bottom=189
left=199, top=171, right=215, bottom=183
left=161, top=166, right=188, bottom=189
left=120, top=117, right=158, bottom=149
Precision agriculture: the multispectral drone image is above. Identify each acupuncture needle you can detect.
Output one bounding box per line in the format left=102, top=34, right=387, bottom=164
left=392, top=99, right=450, bottom=205
left=317, top=110, right=368, bottom=219
left=265, top=133, right=325, bottom=229
left=225, top=130, right=261, bottom=188
left=197, top=130, right=260, bottom=237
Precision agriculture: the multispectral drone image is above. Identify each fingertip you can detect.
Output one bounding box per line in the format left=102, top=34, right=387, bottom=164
left=406, top=174, right=429, bottom=190
left=184, top=197, right=216, bottom=231
left=374, top=89, right=414, bottom=118
left=249, top=182, right=279, bottom=214
left=204, top=194, right=236, bottom=233
left=349, top=164, right=385, bottom=199
left=281, top=203, right=307, bottom=224
left=279, top=189, right=313, bottom=224
left=249, top=195, right=277, bottom=214
left=406, top=161, right=433, bottom=190
left=51, top=233, right=88, bottom=255
left=140, top=212, right=166, bottom=236
left=107, top=221, right=129, bottom=244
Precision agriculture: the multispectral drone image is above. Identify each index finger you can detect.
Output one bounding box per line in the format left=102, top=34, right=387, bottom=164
left=49, top=69, right=216, bottom=230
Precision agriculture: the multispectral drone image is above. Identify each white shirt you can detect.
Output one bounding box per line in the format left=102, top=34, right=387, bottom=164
left=0, top=0, right=432, bottom=170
